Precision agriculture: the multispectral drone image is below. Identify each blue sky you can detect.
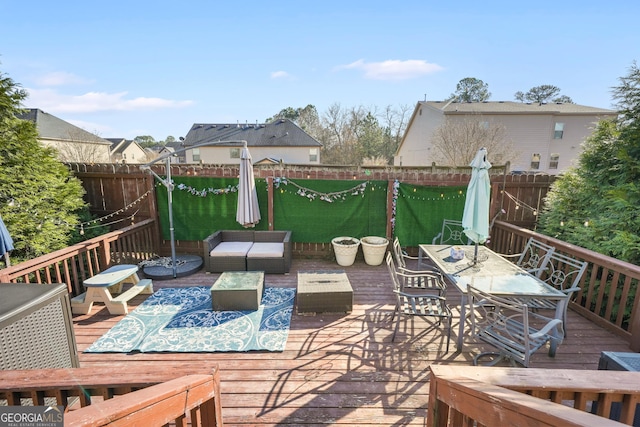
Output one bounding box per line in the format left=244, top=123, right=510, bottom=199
left=1, top=1, right=638, bottom=140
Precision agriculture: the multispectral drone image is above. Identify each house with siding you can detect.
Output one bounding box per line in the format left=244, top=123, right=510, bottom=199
left=180, top=119, right=322, bottom=164
left=394, top=101, right=617, bottom=174
left=18, top=108, right=112, bottom=163
left=106, top=138, right=148, bottom=164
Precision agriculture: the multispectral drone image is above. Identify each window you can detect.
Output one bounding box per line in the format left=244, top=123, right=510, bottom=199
left=309, top=148, right=318, bottom=162
left=230, top=148, right=240, bottom=159
left=479, top=121, right=489, bottom=130
left=192, top=148, right=200, bottom=162
left=554, top=122, right=564, bottom=139
left=531, top=153, right=540, bottom=169
left=549, top=153, right=559, bottom=169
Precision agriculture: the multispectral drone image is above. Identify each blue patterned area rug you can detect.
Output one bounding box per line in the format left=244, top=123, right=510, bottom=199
left=85, top=286, right=295, bottom=353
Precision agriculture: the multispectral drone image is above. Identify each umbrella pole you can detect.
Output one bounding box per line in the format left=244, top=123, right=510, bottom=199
left=165, top=157, right=177, bottom=279
left=474, top=242, right=479, bottom=266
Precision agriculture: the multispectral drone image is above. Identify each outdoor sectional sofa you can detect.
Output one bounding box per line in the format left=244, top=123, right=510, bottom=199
left=203, top=230, right=292, bottom=274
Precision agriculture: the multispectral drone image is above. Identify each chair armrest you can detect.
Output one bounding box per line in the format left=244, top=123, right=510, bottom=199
left=432, top=233, right=443, bottom=245
left=498, top=252, right=522, bottom=259
left=394, top=289, right=447, bottom=301
left=283, top=231, right=292, bottom=272
left=203, top=231, right=223, bottom=273
left=561, top=286, right=581, bottom=300
left=529, top=318, right=563, bottom=340
left=397, top=266, right=443, bottom=279
left=203, top=231, right=223, bottom=253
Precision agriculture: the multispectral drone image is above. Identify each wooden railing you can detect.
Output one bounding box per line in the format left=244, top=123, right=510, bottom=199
left=490, top=220, right=640, bottom=352
left=428, top=365, right=640, bottom=426
left=0, top=365, right=223, bottom=426
left=0, top=219, right=158, bottom=297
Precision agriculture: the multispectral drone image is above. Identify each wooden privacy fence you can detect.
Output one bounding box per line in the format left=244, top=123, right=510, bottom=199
left=490, top=220, right=640, bottom=352
left=68, top=162, right=554, bottom=254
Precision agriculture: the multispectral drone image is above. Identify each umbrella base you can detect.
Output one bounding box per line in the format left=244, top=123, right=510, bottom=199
left=141, top=254, right=203, bottom=280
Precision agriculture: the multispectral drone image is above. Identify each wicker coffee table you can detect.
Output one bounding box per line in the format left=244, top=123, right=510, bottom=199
left=211, top=271, right=264, bottom=311
left=297, top=270, right=353, bottom=314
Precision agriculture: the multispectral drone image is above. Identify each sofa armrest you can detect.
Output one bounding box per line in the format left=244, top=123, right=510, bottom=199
left=282, top=231, right=292, bottom=272
left=203, top=231, right=224, bottom=272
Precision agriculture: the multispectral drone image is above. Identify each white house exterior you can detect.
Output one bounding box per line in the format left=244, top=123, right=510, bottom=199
left=18, top=109, right=112, bottom=163
left=181, top=119, right=322, bottom=165
left=106, top=138, right=148, bottom=164
left=394, top=101, right=617, bottom=174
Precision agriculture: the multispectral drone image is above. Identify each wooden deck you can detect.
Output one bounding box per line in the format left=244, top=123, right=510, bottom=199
left=72, top=257, right=632, bottom=426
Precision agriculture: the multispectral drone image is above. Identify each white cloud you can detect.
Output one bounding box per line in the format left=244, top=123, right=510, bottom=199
left=270, top=71, right=291, bottom=79
left=24, top=88, right=193, bottom=113
left=339, top=59, right=444, bottom=80
left=34, top=71, right=94, bottom=86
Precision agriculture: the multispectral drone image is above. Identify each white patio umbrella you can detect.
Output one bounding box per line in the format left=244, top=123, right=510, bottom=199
left=236, top=141, right=261, bottom=228
left=0, top=214, right=14, bottom=267
left=462, top=148, right=492, bottom=265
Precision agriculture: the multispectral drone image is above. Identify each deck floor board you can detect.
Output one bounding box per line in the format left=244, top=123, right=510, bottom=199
left=73, top=257, right=631, bottom=426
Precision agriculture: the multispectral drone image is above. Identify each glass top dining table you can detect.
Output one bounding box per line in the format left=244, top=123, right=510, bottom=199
left=419, top=244, right=568, bottom=351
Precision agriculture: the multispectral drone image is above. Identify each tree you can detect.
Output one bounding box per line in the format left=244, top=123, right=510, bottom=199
left=514, top=85, right=573, bottom=104
left=538, top=62, right=640, bottom=265
left=134, top=135, right=156, bottom=148
left=0, top=69, right=87, bottom=262
left=55, top=128, right=110, bottom=163
left=450, top=77, right=491, bottom=102
left=612, top=60, right=640, bottom=124
left=430, top=116, right=519, bottom=167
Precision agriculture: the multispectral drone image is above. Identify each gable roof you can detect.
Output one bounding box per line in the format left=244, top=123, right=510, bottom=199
left=422, top=100, right=617, bottom=115
left=17, top=109, right=111, bottom=145
left=105, top=138, right=145, bottom=156
left=182, top=119, right=322, bottom=148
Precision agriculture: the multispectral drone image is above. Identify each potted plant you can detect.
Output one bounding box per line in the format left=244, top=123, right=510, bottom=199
left=360, top=236, right=389, bottom=266
left=331, top=237, right=360, bottom=266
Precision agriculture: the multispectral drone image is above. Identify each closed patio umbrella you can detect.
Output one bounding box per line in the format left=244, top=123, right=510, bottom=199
left=0, top=214, right=14, bottom=267
left=462, top=148, right=492, bottom=265
left=236, top=141, right=261, bottom=228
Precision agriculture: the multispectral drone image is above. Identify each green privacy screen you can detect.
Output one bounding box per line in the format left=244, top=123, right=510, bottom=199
left=155, top=176, right=468, bottom=246
left=272, top=179, right=388, bottom=243
left=393, top=183, right=467, bottom=247
left=156, top=176, right=269, bottom=241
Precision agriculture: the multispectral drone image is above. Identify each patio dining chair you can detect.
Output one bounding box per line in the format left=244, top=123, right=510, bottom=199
left=467, top=285, right=564, bottom=367
left=517, top=251, right=588, bottom=335
left=499, top=237, right=556, bottom=277
left=432, top=219, right=469, bottom=246
left=392, top=237, right=444, bottom=286
left=388, top=245, right=446, bottom=294
left=385, top=252, right=452, bottom=351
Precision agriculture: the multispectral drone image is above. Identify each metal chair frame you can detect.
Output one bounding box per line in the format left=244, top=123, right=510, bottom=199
left=468, top=284, right=564, bottom=367
left=385, top=252, right=452, bottom=352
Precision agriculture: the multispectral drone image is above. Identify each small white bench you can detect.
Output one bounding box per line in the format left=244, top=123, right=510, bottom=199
left=71, top=265, right=153, bottom=315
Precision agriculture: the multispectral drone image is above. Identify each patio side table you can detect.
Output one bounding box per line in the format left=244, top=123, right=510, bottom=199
left=211, top=271, right=265, bottom=311
left=297, top=270, right=353, bottom=314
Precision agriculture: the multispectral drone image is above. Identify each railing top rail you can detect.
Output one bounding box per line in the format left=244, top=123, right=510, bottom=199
left=429, top=366, right=628, bottom=427
left=1, top=218, right=155, bottom=277
left=494, top=221, right=640, bottom=278
left=0, top=364, right=219, bottom=391
left=430, top=365, right=640, bottom=393
left=64, top=372, right=221, bottom=427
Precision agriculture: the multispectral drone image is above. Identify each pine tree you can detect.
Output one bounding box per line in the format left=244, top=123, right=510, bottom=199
left=0, top=69, right=87, bottom=262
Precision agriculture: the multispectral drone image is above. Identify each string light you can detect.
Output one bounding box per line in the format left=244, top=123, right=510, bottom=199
left=503, top=191, right=537, bottom=215
left=273, top=177, right=369, bottom=202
